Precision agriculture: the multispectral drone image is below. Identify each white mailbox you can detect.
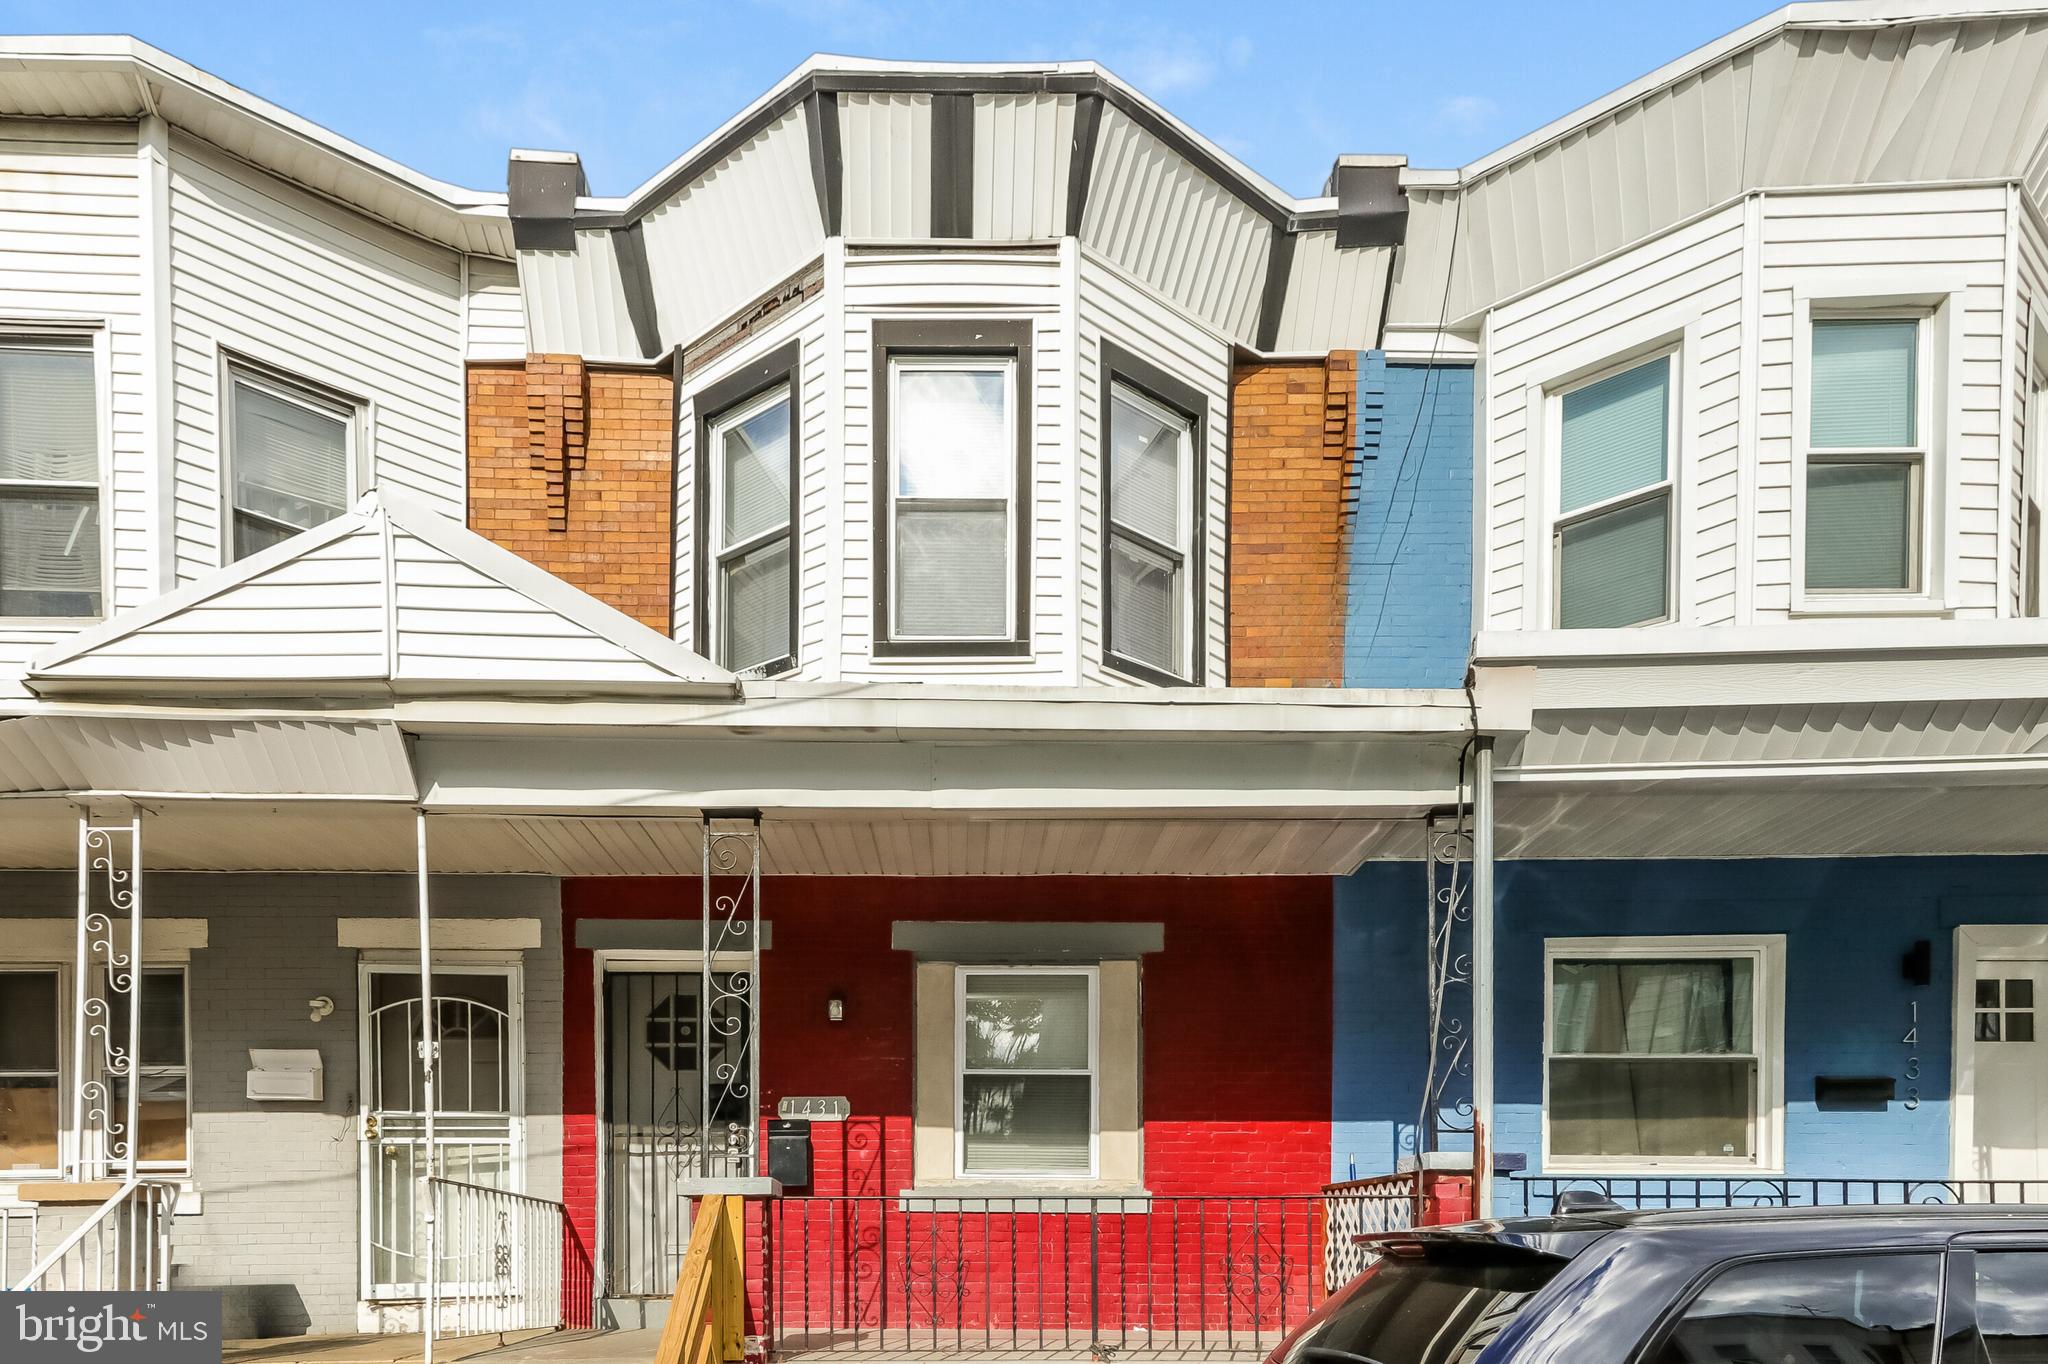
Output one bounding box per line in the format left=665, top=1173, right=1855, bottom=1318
left=246, top=1048, right=323, bottom=1102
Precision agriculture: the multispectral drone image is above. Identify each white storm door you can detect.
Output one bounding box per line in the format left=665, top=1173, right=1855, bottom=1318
left=1956, top=930, right=2048, bottom=1185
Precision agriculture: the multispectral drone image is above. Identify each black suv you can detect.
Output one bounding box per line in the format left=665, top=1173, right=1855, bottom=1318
left=1268, top=1201, right=2048, bottom=1364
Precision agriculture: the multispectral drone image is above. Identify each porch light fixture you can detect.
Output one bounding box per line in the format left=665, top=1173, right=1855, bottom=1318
left=827, top=996, right=845, bottom=1022
left=308, top=995, right=335, bottom=1023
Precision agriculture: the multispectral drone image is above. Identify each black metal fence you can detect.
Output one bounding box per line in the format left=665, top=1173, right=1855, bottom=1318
left=766, top=1194, right=1367, bottom=1359
left=1513, top=1175, right=2048, bottom=1214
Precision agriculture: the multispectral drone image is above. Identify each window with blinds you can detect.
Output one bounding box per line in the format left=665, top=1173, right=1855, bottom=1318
left=888, top=358, right=1015, bottom=642
left=1553, top=354, right=1673, bottom=629
left=1806, top=317, right=1921, bottom=594
left=1107, top=382, right=1193, bottom=679
left=226, top=364, right=353, bottom=561
left=0, top=341, right=101, bottom=618
left=959, top=969, right=1095, bottom=1177
left=709, top=384, right=794, bottom=672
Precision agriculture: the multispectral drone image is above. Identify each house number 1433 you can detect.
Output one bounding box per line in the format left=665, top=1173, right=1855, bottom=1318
left=1902, top=1000, right=1921, bottom=1111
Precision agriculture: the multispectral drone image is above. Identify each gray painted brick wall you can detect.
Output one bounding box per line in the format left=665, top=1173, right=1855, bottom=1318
left=0, top=871, right=562, bottom=1338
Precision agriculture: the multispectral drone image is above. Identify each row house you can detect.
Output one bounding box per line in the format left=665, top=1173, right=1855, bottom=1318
left=1335, top=0, right=2048, bottom=1221
left=0, top=34, right=1475, bottom=1359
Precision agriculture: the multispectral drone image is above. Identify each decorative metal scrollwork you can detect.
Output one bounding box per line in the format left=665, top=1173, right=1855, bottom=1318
left=699, top=817, right=762, bottom=1179
left=1419, top=805, right=1475, bottom=1155
left=75, top=815, right=143, bottom=1179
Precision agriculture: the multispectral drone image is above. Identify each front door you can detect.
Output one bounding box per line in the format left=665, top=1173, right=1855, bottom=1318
left=600, top=966, right=753, bottom=1298
left=1957, top=930, right=2048, bottom=1184
left=360, top=966, right=522, bottom=1298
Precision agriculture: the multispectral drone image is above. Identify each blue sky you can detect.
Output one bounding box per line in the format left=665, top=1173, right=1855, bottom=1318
left=0, top=1, right=1771, bottom=198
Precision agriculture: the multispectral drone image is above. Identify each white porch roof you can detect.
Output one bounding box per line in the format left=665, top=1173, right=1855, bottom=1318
left=25, top=491, right=737, bottom=700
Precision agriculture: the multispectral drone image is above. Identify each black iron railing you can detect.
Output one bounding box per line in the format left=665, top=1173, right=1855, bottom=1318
left=767, top=1194, right=1393, bottom=1359
left=1513, top=1175, right=2048, bottom=1214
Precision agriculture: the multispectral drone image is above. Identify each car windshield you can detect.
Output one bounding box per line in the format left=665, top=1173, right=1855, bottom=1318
left=1275, top=1245, right=1565, bottom=1364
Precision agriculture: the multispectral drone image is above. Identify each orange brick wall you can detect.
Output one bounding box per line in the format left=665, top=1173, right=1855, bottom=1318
left=1228, top=352, right=1354, bottom=687
left=467, top=355, right=674, bottom=633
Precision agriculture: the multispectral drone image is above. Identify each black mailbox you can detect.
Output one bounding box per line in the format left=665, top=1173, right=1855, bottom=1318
left=768, top=1118, right=812, bottom=1189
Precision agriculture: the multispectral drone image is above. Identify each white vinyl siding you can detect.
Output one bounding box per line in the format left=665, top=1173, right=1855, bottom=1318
left=167, top=134, right=465, bottom=579
left=839, top=247, right=1070, bottom=683
left=1484, top=185, right=2022, bottom=630
left=0, top=122, right=143, bottom=694
left=463, top=257, right=527, bottom=362
left=673, top=298, right=830, bottom=677
left=1076, top=250, right=1229, bottom=686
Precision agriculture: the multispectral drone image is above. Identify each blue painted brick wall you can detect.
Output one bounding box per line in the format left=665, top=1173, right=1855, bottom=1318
left=1334, top=854, right=2048, bottom=1208
left=1343, top=355, right=1473, bottom=689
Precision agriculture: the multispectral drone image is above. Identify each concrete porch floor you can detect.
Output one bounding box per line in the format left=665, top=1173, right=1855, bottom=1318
left=222, top=1329, right=656, bottom=1364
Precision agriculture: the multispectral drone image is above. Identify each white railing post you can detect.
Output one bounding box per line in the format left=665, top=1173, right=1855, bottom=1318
left=417, top=809, right=438, bottom=1362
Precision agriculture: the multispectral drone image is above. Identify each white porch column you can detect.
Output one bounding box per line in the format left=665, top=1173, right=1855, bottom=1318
left=71, top=803, right=143, bottom=1183
left=1470, top=738, right=1496, bottom=1216
left=415, top=809, right=438, bottom=1362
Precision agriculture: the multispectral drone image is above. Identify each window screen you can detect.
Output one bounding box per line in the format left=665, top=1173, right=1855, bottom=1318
left=1549, top=955, right=1760, bottom=1161
left=228, top=369, right=351, bottom=560
left=1107, top=383, right=1192, bottom=676
left=890, top=361, right=1013, bottom=640
left=1555, top=356, right=1670, bottom=628
left=960, top=972, right=1093, bottom=1175
left=0, top=344, right=100, bottom=616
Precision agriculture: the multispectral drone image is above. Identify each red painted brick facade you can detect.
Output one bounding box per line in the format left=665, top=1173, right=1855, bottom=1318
left=561, top=878, right=1334, bottom=1334
left=467, top=357, right=675, bottom=632
left=1228, top=354, right=1356, bottom=688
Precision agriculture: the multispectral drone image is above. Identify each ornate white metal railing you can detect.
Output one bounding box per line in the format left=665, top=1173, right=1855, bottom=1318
left=11, top=1179, right=178, bottom=1292
left=428, top=1176, right=589, bottom=1340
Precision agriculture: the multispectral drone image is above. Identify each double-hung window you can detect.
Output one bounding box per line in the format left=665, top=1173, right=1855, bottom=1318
left=707, top=384, right=795, bottom=673
left=0, top=969, right=61, bottom=1175
left=957, top=968, right=1096, bottom=1178
left=1545, top=936, right=1781, bottom=1169
left=1102, top=346, right=1204, bottom=684
left=1806, top=317, right=1924, bottom=595
left=1553, top=353, right=1674, bottom=629
left=0, top=340, right=101, bottom=618
left=225, top=362, right=354, bottom=560
left=106, top=967, right=190, bottom=1168
left=874, top=321, right=1030, bottom=655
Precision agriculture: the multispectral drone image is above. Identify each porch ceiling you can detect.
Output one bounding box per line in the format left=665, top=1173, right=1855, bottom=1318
left=0, top=800, right=1415, bottom=875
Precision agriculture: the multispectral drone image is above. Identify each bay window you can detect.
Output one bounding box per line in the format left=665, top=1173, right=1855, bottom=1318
left=1552, top=353, right=1674, bottom=629
left=958, top=968, right=1096, bottom=1177
left=1544, top=935, right=1782, bottom=1170
left=873, top=320, right=1030, bottom=656
left=0, top=339, right=101, bottom=618
left=225, top=361, right=354, bottom=560
left=1805, top=317, right=1923, bottom=594
left=1102, top=343, right=1204, bottom=684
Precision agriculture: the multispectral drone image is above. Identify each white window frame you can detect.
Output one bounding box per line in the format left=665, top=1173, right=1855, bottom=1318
left=1105, top=380, right=1197, bottom=683
left=2024, top=338, right=2047, bottom=617
left=1799, top=310, right=1933, bottom=602
left=953, top=965, right=1099, bottom=1181
left=1541, top=934, right=1785, bottom=1176
left=0, top=326, right=110, bottom=625
left=1788, top=273, right=1969, bottom=617
left=221, top=357, right=362, bottom=563
left=886, top=354, right=1020, bottom=645
left=706, top=382, right=795, bottom=672
left=0, top=962, right=193, bottom=1186
left=1545, top=346, right=1680, bottom=631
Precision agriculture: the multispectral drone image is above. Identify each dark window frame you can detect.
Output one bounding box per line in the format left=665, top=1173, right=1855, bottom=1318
left=1098, top=341, right=1206, bottom=687
left=691, top=339, right=803, bottom=677
left=871, top=318, right=1033, bottom=659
